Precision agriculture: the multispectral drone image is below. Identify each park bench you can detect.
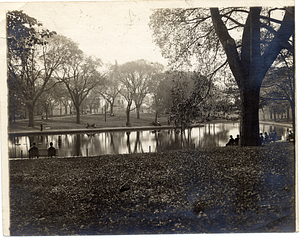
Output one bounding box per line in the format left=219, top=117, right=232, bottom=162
left=28, top=148, right=58, bottom=158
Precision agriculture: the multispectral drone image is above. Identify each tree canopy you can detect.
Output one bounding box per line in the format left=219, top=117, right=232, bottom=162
left=7, top=10, right=58, bottom=127
left=150, top=6, right=294, bottom=146
left=118, top=59, right=164, bottom=120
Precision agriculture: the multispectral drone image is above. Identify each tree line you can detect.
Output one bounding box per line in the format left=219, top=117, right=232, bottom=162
left=7, top=11, right=165, bottom=127
left=8, top=7, right=294, bottom=147
left=7, top=10, right=239, bottom=130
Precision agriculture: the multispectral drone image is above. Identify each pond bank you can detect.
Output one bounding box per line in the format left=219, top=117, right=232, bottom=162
left=8, top=119, right=293, bottom=137
left=9, top=125, right=176, bottom=137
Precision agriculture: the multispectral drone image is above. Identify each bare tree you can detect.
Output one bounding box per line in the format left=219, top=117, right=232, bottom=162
left=56, top=40, right=106, bottom=124
left=7, top=11, right=62, bottom=127
left=97, top=61, right=122, bottom=115
left=119, top=59, right=164, bottom=120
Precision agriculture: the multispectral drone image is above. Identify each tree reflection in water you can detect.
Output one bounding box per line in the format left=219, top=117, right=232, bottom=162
left=133, top=131, right=144, bottom=153
left=126, top=132, right=131, bottom=154
left=8, top=123, right=292, bottom=158
left=75, top=134, right=81, bottom=156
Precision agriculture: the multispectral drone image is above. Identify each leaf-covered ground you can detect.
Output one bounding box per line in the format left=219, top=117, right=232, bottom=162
left=10, top=142, right=296, bottom=235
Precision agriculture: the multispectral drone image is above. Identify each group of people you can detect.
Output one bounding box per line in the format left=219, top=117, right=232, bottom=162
left=260, top=130, right=278, bottom=144
left=28, top=142, right=56, bottom=158
left=226, top=134, right=239, bottom=146
left=86, top=123, right=96, bottom=128
left=226, top=130, right=279, bottom=146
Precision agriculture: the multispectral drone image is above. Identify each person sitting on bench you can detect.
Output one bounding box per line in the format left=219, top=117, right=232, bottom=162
left=28, top=142, right=39, bottom=158
left=48, top=142, right=56, bottom=157
left=226, top=135, right=235, bottom=146
left=234, top=135, right=240, bottom=145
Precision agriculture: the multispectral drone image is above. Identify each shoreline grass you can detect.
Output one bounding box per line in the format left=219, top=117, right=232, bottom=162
left=10, top=142, right=295, bottom=235
left=8, top=113, right=170, bottom=132
left=9, top=112, right=292, bottom=134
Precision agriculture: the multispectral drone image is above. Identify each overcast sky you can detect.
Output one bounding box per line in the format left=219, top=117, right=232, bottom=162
left=4, top=1, right=173, bottom=66
left=1, top=0, right=295, bottom=68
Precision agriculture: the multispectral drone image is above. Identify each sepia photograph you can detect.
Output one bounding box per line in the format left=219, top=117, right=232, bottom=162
left=1, top=0, right=297, bottom=236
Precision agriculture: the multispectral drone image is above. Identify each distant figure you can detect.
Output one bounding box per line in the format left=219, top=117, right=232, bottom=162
left=40, top=122, right=43, bottom=131
left=259, top=133, right=264, bottom=145
left=58, top=136, right=62, bottom=148
left=226, top=135, right=235, bottom=146
left=264, top=132, right=269, bottom=143
left=28, top=142, right=39, bottom=158
left=271, top=130, right=277, bottom=142
left=288, top=130, right=295, bottom=143
left=234, top=135, right=240, bottom=145
left=48, top=142, right=56, bottom=157
left=86, top=123, right=96, bottom=128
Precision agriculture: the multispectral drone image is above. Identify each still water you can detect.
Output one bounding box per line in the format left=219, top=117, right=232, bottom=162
left=8, top=122, right=292, bottom=159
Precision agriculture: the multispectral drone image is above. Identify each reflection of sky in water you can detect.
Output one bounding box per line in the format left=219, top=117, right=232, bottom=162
left=8, top=123, right=292, bottom=158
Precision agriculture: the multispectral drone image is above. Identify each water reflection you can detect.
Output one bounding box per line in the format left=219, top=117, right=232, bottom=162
left=8, top=123, right=292, bottom=158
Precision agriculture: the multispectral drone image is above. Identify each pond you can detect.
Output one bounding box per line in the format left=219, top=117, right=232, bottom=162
left=8, top=122, right=292, bottom=159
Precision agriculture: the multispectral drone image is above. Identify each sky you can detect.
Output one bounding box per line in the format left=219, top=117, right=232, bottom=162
left=4, top=1, right=173, bottom=66
left=1, top=0, right=294, bottom=68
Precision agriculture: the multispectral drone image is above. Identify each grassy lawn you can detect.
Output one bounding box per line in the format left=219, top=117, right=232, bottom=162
left=9, top=113, right=169, bottom=132
left=10, top=143, right=295, bottom=235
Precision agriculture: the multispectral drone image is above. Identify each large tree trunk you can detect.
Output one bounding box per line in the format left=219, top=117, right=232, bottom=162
left=110, top=101, right=114, bottom=115
left=261, top=108, right=265, bottom=121
left=75, top=106, right=80, bottom=124
left=28, top=108, right=35, bottom=128
left=154, top=111, right=158, bottom=123
left=126, top=100, right=132, bottom=126
left=210, top=7, right=294, bottom=146
left=45, top=110, right=48, bottom=120
left=136, top=105, right=140, bottom=119
left=240, top=87, right=260, bottom=146
left=27, top=103, right=35, bottom=128
left=126, top=108, right=130, bottom=126
left=64, top=104, right=68, bottom=115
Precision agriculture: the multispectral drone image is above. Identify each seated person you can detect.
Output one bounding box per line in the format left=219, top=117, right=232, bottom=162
left=28, top=142, right=39, bottom=158
left=264, top=132, right=269, bottom=143
left=288, top=130, right=295, bottom=142
left=234, top=135, right=240, bottom=145
left=226, top=135, right=235, bottom=146
left=259, top=133, right=264, bottom=145
left=48, top=142, right=56, bottom=157
left=271, top=130, right=277, bottom=142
